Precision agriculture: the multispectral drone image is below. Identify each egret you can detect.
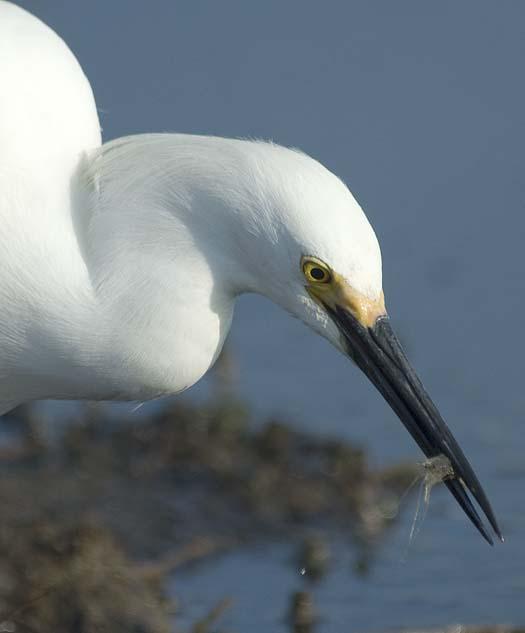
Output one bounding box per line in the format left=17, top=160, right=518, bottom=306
left=0, top=2, right=501, bottom=543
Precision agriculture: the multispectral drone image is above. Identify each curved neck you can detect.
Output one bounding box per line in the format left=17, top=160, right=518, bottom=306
left=72, top=135, right=256, bottom=400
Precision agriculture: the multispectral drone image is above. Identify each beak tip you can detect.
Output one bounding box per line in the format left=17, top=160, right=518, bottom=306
left=477, top=521, right=495, bottom=547
left=333, top=307, right=501, bottom=546
left=494, top=526, right=504, bottom=543
left=473, top=514, right=495, bottom=546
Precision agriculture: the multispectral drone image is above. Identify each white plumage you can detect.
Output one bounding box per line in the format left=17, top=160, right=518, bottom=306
left=0, top=1, right=380, bottom=412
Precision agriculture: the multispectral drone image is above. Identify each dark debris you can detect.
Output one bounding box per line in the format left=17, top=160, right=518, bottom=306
left=0, top=397, right=484, bottom=632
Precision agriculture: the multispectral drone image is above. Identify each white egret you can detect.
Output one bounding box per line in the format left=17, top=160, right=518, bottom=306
left=0, top=2, right=501, bottom=543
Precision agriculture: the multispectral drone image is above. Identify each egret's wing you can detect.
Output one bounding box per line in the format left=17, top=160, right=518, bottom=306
left=0, top=1, right=101, bottom=189
left=0, top=0, right=102, bottom=301
left=0, top=3, right=102, bottom=411
left=0, top=1, right=101, bottom=272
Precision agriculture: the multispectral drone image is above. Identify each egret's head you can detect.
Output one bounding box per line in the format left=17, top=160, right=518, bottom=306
left=235, top=140, right=500, bottom=544
left=232, top=141, right=385, bottom=351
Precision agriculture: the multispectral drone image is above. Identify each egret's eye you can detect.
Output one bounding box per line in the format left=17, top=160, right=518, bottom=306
left=302, top=258, right=331, bottom=284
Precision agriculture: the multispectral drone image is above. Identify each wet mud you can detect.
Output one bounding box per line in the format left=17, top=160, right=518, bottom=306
left=0, top=399, right=515, bottom=632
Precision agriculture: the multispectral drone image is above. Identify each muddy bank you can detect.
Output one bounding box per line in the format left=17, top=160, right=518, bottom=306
left=0, top=398, right=419, bottom=632
left=0, top=399, right=515, bottom=632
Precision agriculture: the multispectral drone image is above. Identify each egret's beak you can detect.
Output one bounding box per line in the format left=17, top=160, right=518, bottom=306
left=310, top=279, right=502, bottom=545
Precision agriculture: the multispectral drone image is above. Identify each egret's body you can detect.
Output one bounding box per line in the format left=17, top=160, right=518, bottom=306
left=0, top=1, right=101, bottom=408
left=0, top=1, right=501, bottom=543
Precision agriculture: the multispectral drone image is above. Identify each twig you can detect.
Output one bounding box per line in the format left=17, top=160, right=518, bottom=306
left=190, top=597, right=232, bottom=633
left=137, top=536, right=234, bottom=581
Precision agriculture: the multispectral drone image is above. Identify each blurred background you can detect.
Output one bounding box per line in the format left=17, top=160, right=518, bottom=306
left=10, top=1, right=525, bottom=631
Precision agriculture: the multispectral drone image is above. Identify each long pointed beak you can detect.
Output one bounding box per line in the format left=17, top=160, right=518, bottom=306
left=329, top=306, right=502, bottom=545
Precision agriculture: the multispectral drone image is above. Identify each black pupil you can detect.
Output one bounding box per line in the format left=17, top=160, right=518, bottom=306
left=310, top=267, right=325, bottom=281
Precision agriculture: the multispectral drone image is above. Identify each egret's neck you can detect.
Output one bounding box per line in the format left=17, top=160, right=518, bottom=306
left=3, top=137, right=252, bottom=406
left=73, top=135, right=265, bottom=400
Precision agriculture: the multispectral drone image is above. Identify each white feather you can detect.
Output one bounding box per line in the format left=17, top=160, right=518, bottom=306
left=0, top=2, right=382, bottom=413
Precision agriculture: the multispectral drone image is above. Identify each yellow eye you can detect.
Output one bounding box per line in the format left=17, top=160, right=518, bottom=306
left=302, top=258, right=331, bottom=284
